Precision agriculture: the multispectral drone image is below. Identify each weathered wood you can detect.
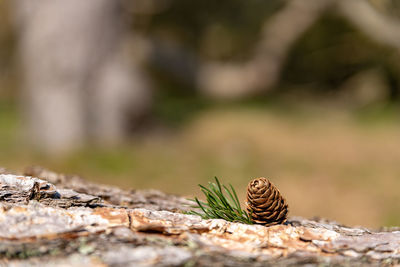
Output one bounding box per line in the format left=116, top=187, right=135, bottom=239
left=24, top=166, right=190, bottom=212
left=0, top=167, right=399, bottom=266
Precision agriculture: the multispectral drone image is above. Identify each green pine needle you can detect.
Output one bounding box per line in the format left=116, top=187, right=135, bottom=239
left=186, top=177, right=253, bottom=224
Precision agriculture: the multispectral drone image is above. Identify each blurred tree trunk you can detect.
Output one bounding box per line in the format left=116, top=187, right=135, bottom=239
left=13, top=0, right=151, bottom=154
left=198, top=0, right=400, bottom=99
left=338, top=0, right=400, bottom=49
left=198, top=0, right=334, bottom=99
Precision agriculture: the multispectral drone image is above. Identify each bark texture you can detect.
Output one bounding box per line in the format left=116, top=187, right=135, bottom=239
left=0, top=167, right=399, bottom=266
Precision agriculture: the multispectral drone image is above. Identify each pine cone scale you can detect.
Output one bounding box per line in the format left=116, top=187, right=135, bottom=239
left=257, top=198, right=275, bottom=208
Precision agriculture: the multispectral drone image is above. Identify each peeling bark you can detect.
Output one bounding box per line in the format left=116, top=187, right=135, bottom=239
left=0, top=167, right=399, bottom=266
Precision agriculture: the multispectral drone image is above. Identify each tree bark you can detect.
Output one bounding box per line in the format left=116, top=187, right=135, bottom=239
left=0, top=166, right=399, bottom=266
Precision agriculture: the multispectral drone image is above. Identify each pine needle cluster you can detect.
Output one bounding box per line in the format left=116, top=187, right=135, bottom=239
left=187, top=177, right=253, bottom=224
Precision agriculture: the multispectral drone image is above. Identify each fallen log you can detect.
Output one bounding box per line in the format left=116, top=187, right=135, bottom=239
left=0, top=167, right=398, bottom=266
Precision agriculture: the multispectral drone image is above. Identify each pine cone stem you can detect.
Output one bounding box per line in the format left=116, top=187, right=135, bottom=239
left=246, top=177, right=288, bottom=226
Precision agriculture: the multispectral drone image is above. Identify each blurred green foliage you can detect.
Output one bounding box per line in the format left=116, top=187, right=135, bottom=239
left=144, top=0, right=282, bottom=60
left=0, top=1, right=17, bottom=100
left=281, top=13, right=400, bottom=97
left=1, top=0, right=400, bottom=102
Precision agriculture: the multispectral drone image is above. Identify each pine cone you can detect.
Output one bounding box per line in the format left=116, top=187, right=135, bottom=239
left=246, top=177, right=288, bottom=226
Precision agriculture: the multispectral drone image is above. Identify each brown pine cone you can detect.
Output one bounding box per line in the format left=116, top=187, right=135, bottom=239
left=246, top=177, right=288, bottom=226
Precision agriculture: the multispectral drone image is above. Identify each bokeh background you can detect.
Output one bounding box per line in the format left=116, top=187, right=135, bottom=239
left=1, top=0, right=400, bottom=228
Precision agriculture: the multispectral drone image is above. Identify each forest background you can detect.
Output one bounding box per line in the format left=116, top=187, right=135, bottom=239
left=0, top=0, right=400, bottom=228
